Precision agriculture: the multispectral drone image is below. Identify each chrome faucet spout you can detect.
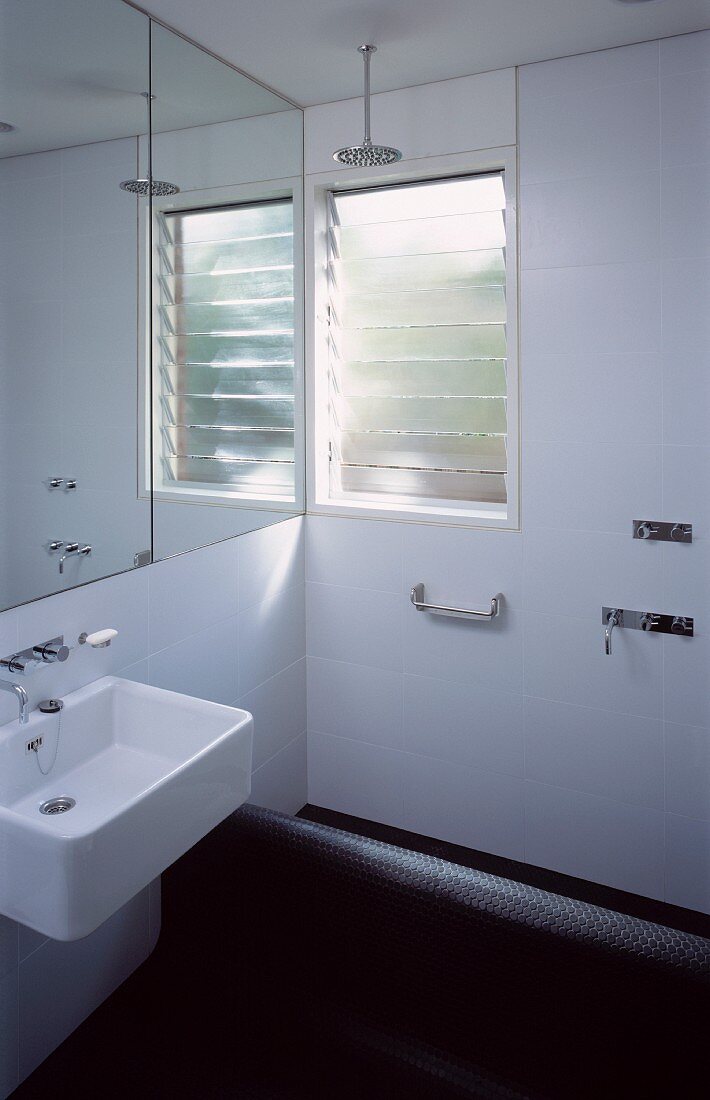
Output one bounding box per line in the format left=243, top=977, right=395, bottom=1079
left=0, top=680, right=30, bottom=725
left=58, top=543, right=79, bottom=575
left=605, top=609, right=622, bottom=656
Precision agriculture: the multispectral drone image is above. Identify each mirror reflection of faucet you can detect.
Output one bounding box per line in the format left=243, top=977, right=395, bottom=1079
left=54, top=542, right=92, bottom=575
left=47, top=477, right=77, bottom=491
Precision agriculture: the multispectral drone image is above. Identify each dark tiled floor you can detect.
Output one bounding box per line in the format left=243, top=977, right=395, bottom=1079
left=13, top=805, right=710, bottom=1098
left=298, top=805, right=710, bottom=939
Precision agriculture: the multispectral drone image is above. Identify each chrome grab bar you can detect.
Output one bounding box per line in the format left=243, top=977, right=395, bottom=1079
left=410, top=583, right=502, bottom=621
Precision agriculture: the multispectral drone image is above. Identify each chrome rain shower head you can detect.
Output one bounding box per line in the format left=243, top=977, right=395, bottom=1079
left=119, top=178, right=180, bottom=196
left=333, top=45, right=402, bottom=166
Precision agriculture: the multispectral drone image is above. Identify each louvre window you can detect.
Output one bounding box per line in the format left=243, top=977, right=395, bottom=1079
left=156, top=198, right=295, bottom=500
left=327, top=173, right=508, bottom=509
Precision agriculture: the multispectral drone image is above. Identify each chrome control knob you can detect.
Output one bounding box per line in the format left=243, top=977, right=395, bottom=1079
left=671, top=617, right=692, bottom=636
left=33, top=641, right=70, bottom=664
left=640, top=613, right=660, bottom=632
left=636, top=522, right=658, bottom=540
left=1, top=653, right=42, bottom=675
left=670, top=524, right=690, bottom=542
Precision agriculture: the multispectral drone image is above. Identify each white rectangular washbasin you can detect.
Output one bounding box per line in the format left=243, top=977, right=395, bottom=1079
left=0, top=676, right=253, bottom=940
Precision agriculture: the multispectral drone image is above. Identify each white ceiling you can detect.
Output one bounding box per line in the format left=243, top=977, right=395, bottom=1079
left=140, top=0, right=709, bottom=107
left=0, top=0, right=290, bottom=160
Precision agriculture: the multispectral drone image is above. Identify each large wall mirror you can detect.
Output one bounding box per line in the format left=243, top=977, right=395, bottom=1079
left=0, top=0, right=304, bottom=612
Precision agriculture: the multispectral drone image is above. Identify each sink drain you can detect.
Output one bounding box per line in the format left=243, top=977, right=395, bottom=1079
left=39, top=797, right=75, bottom=816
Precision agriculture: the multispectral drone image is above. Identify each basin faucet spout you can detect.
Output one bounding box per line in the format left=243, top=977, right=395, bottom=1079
left=0, top=680, right=30, bottom=725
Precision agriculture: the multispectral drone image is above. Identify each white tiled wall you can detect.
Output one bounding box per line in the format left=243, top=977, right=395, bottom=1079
left=305, top=32, right=710, bottom=914
left=0, top=515, right=306, bottom=1096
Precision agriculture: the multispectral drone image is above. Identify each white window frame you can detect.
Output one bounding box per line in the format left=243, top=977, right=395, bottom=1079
left=139, top=176, right=305, bottom=516
left=305, top=147, right=519, bottom=530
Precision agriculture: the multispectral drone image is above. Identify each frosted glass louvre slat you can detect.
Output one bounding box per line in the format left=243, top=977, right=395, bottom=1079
left=335, top=211, right=505, bottom=260
left=332, top=250, right=505, bottom=293
left=328, top=172, right=508, bottom=510
left=158, top=197, right=295, bottom=496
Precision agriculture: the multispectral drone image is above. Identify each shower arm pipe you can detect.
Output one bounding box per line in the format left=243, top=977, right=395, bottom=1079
left=360, top=44, right=375, bottom=147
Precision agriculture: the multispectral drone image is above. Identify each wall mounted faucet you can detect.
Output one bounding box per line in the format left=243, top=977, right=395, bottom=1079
left=632, top=519, right=692, bottom=543
left=602, top=607, right=694, bottom=654
left=58, top=543, right=91, bottom=575
left=0, top=680, right=30, bottom=725
left=0, top=636, right=70, bottom=676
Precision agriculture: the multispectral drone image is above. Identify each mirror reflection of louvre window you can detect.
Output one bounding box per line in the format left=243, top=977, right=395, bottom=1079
left=157, top=198, right=295, bottom=501
left=327, top=173, right=508, bottom=509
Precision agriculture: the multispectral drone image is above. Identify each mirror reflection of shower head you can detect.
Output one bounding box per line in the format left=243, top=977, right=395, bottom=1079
left=119, top=178, right=180, bottom=196
left=333, top=45, right=402, bottom=166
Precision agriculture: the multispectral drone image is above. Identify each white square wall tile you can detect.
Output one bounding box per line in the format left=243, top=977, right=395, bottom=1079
left=308, top=657, right=403, bottom=749
left=307, top=732, right=405, bottom=827
left=149, top=540, right=238, bottom=652
left=116, top=658, right=150, bottom=686
left=523, top=697, right=664, bottom=808
left=662, top=354, right=710, bottom=449
left=249, top=733, right=307, bottom=816
left=0, top=176, right=61, bottom=243
left=238, top=517, right=304, bottom=611
left=521, top=171, right=660, bottom=270
left=522, top=264, right=661, bottom=357
left=662, top=445, right=710, bottom=539
left=522, top=530, right=663, bottom=622
left=661, top=70, right=710, bottom=167
left=517, top=354, right=662, bottom=445
left=306, top=516, right=402, bottom=593
left=524, top=781, right=665, bottom=900
left=665, top=814, right=710, bottom=914
left=665, top=723, right=710, bottom=821
left=0, top=968, right=18, bottom=1099
left=663, top=633, right=710, bottom=729
left=238, top=584, right=305, bottom=696
left=148, top=879, right=161, bottom=955
left=402, top=753, right=525, bottom=860
left=660, top=30, right=710, bottom=75
left=403, top=675, right=523, bottom=777
left=523, top=442, right=662, bottom=534
left=404, top=606, right=523, bottom=694
left=0, top=919, right=17, bottom=981
left=150, top=617, right=238, bottom=705
left=402, top=524, right=523, bottom=611
left=520, top=41, right=658, bottom=101
left=239, top=658, right=306, bottom=770
left=523, top=612, right=662, bottom=719
left=519, top=78, right=659, bottom=186
left=662, top=257, right=710, bottom=363
left=17, top=925, right=46, bottom=965
left=18, top=888, right=149, bottom=1082
left=661, top=164, right=710, bottom=260
left=0, top=610, right=19, bottom=726
left=306, top=583, right=402, bottom=672
left=662, top=539, right=710, bottom=633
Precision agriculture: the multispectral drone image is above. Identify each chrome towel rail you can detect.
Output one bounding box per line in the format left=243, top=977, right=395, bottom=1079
left=410, top=583, right=502, bottom=622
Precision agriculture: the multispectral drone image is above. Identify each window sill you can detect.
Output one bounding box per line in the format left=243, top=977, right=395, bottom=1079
left=308, top=496, right=518, bottom=531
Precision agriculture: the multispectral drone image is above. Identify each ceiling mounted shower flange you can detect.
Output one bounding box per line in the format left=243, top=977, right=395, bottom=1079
left=333, top=45, right=402, bottom=166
